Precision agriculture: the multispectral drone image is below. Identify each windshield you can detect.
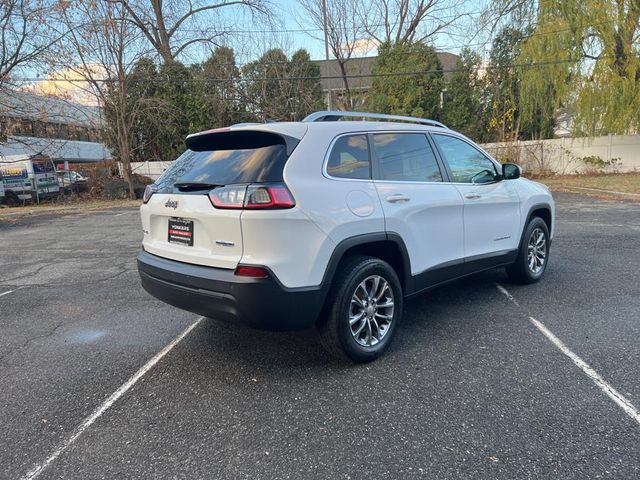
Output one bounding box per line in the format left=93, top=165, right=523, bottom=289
left=32, top=159, right=55, bottom=173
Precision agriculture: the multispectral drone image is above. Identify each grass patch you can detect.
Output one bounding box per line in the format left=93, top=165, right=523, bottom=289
left=0, top=198, right=141, bottom=220
left=538, top=173, right=640, bottom=199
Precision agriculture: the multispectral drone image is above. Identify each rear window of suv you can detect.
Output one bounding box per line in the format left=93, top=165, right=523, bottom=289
left=153, top=133, right=289, bottom=193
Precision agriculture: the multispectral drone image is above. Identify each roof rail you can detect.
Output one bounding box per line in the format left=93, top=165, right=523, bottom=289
left=303, top=111, right=448, bottom=129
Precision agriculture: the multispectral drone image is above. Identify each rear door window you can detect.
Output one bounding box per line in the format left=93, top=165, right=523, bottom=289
left=326, top=134, right=371, bottom=179
left=372, top=133, right=443, bottom=182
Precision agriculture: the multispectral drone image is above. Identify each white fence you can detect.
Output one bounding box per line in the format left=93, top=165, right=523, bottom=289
left=482, top=135, right=640, bottom=175
left=129, top=160, right=173, bottom=180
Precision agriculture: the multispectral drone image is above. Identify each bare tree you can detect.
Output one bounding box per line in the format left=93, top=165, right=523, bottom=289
left=117, top=0, right=271, bottom=64
left=299, top=0, right=366, bottom=108
left=361, top=0, right=467, bottom=46
left=0, top=0, right=60, bottom=85
left=57, top=0, right=169, bottom=198
left=1, top=0, right=63, bottom=143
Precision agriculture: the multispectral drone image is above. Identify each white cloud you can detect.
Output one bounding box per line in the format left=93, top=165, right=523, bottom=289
left=23, top=64, right=108, bottom=106
left=345, top=38, right=380, bottom=56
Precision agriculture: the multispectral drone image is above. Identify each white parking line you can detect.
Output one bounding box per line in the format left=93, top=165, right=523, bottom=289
left=495, top=284, right=519, bottom=306
left=0, top=289, right=15, bottom=298
left=113, top=212, right=129, bottom=217
left=21, top=316, right=205, bottom=480
left=496, top=283, right=640, bottom=426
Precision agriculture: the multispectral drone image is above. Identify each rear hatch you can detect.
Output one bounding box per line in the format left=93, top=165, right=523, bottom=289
left=141, top=126, right=305, bottom=269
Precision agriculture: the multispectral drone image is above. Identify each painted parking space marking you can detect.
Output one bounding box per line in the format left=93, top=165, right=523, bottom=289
left=496, top=283, right=640, bottom=426
left=0, top=289, right=15, bottom=298
left=21, top=316, right=206, bottom=480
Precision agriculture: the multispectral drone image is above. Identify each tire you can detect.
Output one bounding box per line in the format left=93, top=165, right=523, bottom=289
left=317, top=256, right=403, bottom=363
left=506, top=217, right=550, bottom=284
left=4, top=191, right=20, bottom=207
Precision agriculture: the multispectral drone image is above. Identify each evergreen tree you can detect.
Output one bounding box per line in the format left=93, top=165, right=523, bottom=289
left=367, top=42, right=444, bottom=119
left=485, top=26, right=556, bottom=141
left=288, top=49, right=325, bottom=120
left=152, top=61, right=195, bottom=161
left=441, top=49, right=487, bottom=141
left=242, top=49, right=292, bottom=121
left=193, top=46, right=249, bottom=130
left=485, top=27, right=525, bottom=141
left=242, top=48, right=323, bottom=121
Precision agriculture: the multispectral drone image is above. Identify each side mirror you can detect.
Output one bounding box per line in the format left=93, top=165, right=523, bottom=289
left=502, top=163, right=521, bottom=180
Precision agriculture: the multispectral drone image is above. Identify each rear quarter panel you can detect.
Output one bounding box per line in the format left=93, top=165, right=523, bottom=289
left=268, top=126, right=386, bottom=288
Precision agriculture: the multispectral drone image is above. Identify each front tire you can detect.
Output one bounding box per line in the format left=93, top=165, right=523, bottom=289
left=317, top=256, right=403, bottom=363
left=506, top=217, right=550, bottom=284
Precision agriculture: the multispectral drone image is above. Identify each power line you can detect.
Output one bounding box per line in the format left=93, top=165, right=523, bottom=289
left=27, top=16, right=626, bottom=72
left=4, top=56, right=608, bottom=84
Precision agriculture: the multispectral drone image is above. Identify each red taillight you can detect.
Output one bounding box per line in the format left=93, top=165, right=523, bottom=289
left=245, top=184, right=295, bottom=209
left=209, top=183, right=295, bottom=210
left=234, top=265, right=269, bottom=278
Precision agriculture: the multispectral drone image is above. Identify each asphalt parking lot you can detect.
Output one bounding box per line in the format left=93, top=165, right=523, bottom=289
left=1, top=193, right=639, bottom=479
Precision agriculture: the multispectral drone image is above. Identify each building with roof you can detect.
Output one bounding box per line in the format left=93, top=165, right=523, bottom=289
left=314, top=52, right=459, bottom=105
left=0, top=90, right=112, bottom=167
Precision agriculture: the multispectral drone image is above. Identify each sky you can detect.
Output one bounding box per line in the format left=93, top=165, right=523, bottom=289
left=262, top=0, right=490, bottom=59
left=24, top=0, right=492, bottom=103
left=210, top=0, right=491, bottom=65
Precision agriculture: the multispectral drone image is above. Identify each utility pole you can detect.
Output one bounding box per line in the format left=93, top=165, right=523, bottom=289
left=321, top=0, right=332, bottom=110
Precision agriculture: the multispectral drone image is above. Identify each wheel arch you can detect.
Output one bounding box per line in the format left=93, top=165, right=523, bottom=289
left=319, top=232, right=413, bottom=297
left=519, top=203, right=553, bottom=249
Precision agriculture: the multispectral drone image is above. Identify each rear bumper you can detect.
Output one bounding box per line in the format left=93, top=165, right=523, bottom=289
left=137, top=251, right=325, bottom=331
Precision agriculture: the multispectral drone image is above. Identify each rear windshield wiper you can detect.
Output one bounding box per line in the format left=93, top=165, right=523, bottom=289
left=174, top=181, right=222, bottom=191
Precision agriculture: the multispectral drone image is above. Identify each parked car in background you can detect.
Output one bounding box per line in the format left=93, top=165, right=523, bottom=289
left=57, top=170, right=88, bottom=193
left=57, top=169, right=87, bottom=186
left=138, top=111, right=555, bottom=362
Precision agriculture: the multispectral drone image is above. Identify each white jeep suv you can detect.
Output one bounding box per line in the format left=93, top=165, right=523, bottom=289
left=138, top=111, right=554, bottom=362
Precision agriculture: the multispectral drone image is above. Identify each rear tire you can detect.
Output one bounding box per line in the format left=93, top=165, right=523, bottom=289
left=4, top=192, right=20, bottom=207
left=317, top=256, right=403, bottom=363
left=506, top=217, right=550, bottom=284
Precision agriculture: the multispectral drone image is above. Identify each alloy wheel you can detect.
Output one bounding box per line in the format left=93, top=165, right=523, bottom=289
left=527, top=227, right=547, bottom=274
left=349, top=275, right=394, bottom=347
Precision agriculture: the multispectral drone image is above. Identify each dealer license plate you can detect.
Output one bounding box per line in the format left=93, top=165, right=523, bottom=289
left=168, top=218, right=194, bottom=246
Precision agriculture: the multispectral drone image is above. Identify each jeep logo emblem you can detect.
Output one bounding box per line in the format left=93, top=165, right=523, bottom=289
left=165, top=199, right=178, bottom=209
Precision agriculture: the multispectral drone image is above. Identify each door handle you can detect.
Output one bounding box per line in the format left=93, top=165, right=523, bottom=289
left=464, top=193, right=481, bottom=200
left=386, top=194, right=410, bottom=203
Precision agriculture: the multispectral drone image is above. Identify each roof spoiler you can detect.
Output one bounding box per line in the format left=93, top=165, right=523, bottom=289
left=185, top=128, right=301, bottom=156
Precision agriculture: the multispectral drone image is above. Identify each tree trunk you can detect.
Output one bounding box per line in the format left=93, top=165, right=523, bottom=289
left=119, top=139, right=136, bottom=200
left=338, top=60, right=352, bottom=108
left=151, top=0, right=174, bottom=63
left=116, top=110, right=136, bottom=200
